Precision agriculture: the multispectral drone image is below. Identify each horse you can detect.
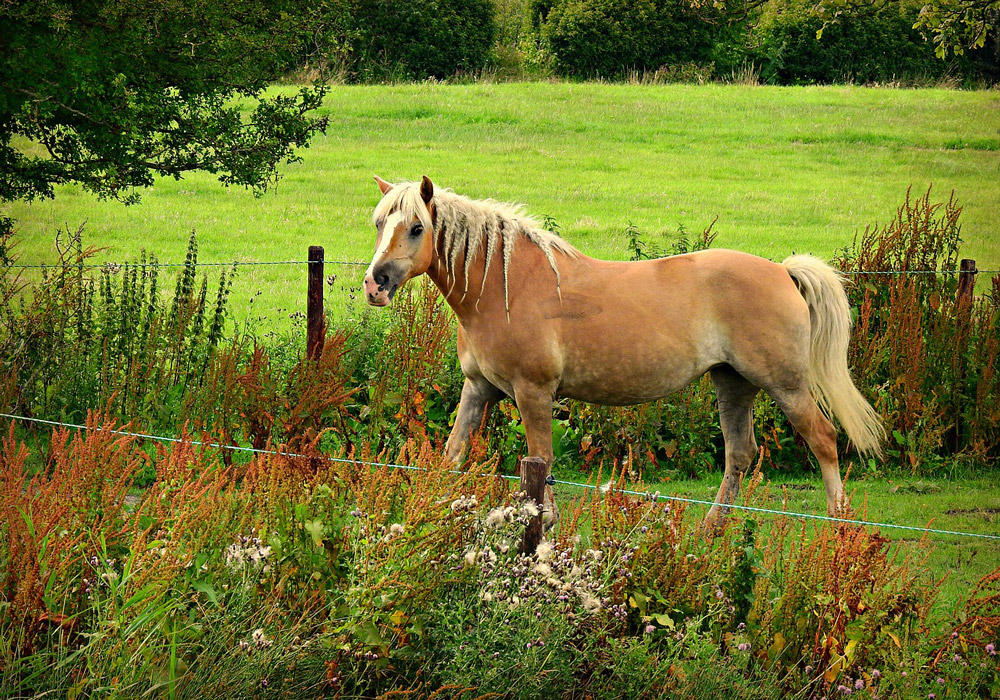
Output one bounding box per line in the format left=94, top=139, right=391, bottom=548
left=362, top=175, right=884, bottom=525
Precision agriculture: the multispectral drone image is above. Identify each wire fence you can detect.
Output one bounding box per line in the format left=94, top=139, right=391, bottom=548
left=1, top=259, right=368, bottom=270
left=4, top=411, right=999, bottom=543
left=2, top=248, right=997, bottom=543
left=1, top=257, right=997, bottom=276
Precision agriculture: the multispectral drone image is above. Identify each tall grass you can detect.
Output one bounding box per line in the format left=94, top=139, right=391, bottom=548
left=1, top=425, right=997, bottom=698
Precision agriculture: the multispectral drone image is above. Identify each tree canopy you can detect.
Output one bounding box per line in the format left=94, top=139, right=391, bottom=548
left=0, top=0, right=335, bottom=212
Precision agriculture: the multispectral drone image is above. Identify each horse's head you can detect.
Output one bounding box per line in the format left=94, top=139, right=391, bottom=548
left=364, top=175, right=436, bottom=307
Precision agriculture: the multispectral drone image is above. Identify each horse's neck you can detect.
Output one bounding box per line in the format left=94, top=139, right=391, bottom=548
left=427, top=231, right=497, bottom=320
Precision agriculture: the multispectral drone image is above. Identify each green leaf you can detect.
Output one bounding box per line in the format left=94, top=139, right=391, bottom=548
left=305, top=519, right=325, bottom=547
left=191, top=581, right=220, bottom=606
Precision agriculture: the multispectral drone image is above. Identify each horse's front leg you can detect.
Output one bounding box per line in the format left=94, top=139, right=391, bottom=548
left=444, top=377, right=505, bottom=464
left=513, top=382, right=559, bottom=528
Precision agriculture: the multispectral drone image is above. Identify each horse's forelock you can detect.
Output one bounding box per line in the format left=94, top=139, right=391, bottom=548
left=372, top=182, right=433, bottom=232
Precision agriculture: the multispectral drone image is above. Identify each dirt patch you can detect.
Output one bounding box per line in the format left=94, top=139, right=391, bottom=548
left=944, top=507, right=1000, bottom=516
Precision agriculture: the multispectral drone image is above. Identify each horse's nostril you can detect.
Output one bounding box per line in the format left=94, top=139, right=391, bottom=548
left=374, top=271, right=389, bottom=288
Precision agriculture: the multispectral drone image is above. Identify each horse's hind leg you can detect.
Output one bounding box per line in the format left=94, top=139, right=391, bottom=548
left=769, top=386, right=845, bottom=514
left=705, top=366, right=760, bottom=526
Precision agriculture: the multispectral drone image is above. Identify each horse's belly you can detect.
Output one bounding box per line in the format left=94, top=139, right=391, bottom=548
left=557, top=356, right=705, bottom=406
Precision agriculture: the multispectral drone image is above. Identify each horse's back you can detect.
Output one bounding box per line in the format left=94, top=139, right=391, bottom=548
left=542, top=249, right=811, bottom=403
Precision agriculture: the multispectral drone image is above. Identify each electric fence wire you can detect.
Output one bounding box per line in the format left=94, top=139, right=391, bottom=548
left=3, top=412, right=999, bottom=542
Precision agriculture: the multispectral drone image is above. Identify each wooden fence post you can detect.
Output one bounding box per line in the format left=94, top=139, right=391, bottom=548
left=957, top=258, right=977, bottom=305
left=951, top=259, right=976, bottom=452
left=307, top=246, right=325, bottom=361
left=519, top=457, right=548, bottom=556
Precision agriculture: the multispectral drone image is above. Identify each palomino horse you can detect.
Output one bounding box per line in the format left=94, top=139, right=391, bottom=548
left=363, top=176, right=884, bottom=523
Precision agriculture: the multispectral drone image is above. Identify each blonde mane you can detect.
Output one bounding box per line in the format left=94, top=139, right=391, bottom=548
left=372, top=182, right=578, bottom=314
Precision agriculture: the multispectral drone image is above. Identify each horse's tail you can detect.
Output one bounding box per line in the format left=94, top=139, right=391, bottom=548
left=782, top=254, right=885, bottom=458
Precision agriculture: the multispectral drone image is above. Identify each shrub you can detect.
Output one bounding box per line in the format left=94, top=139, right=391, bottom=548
left=351, top=0, right=497, bottom=80
left=539, top=0, right=719, bottom=78
left=750, top=0, right=952, bottom=85
left=835, top=186, right=1000, bottom=471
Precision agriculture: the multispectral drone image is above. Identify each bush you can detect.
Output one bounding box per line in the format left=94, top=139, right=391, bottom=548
left=750, top=0, right=952, bottom=85
left=351, top=0, right=497, bottom=80
left=538, top=0, right=719, bottom=78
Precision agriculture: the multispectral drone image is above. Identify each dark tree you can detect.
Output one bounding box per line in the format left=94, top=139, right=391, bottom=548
left=0, top=0, right=337, bottom=214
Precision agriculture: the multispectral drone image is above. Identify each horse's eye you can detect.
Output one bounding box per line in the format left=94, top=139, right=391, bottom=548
left=409, top=223, right=424, bottom=238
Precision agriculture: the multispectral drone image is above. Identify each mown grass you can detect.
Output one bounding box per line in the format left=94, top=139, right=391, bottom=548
left=5, top=83, right=999, bottom=327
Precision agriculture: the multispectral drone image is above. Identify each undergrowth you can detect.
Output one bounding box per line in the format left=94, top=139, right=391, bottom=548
left=0, top=422, right=997, bottom=698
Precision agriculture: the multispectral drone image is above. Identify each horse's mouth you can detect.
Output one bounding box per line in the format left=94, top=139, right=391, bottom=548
left=367, top=283, right=398, bottom=307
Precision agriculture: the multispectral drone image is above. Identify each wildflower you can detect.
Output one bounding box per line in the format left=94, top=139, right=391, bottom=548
left=533, top=562, right=553, bottom=577
left=936, top=678, right=944, bottom=685
left=536, top=541, right=554, bottom=562
left=715, top=588, right=724, bottom=599
left=902, top=671, right=907, bottom=677
left=261, top=679, right=268, bottom=688
left=836, top=686, right=850, bottom=695
left=928, top=694, right=935, bottom=699
left=579, top=593, right=601, bottom=613
left=987, top=643, right=996, bottom=656
left=855, top=679, right=864, bottom=690
left=239, top=640, right=249, bottom=651
left=252, top=629, right=272, bottom=648
left=464, top=549, right=478, bottom=566
left=951, top=631, right=959, bottom=639
left=484, top=506, right=513, bottom=528
left=389, top=523, right=405, bottom=537
left=738, top=643, right=751, bottom=652
left=871, top=669, right=881, bottom=679
left=451, top=494, right=478, bottom=511
left=519, top=501, right=539, bottom=518
left=953, top=654, right=962, bottom=663
left=644, top=624, right=656, bottom=634
left=804, top=666, right=814, bottom=675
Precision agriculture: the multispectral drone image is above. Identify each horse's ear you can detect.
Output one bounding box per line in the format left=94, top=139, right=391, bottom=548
left=374, top=176, right=393, bottom=195
left=420, top=175, right=434, bottom=205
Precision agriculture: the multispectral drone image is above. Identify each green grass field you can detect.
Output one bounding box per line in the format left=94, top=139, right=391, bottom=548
left=5, top=82, right=999, bottom=326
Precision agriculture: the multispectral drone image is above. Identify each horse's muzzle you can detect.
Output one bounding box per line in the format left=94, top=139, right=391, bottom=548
left=364, top=263, right=403, bottom=306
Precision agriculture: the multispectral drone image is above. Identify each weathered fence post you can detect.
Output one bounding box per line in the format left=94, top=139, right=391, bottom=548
left=519, top=457, right=548, bottom=555
left=951, top=259, right=977, bottom=452
left=957, top=258, right=977, bottom=304
left=307, top=245, right=325, bottom=361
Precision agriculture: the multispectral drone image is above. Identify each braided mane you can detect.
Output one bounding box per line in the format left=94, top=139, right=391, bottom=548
left=372, top=182, right=578, bottom=314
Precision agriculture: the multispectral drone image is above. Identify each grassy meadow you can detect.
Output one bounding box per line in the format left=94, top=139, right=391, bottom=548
left=3, top=82, right=1000, bottom=697
left=5, top=82, right=1000, bottom=326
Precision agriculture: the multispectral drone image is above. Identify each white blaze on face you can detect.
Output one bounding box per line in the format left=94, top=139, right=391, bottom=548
left=367, top=210, right=405, bottom=278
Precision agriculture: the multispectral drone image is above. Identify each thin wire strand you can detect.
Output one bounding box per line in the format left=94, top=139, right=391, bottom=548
left=550, top=479, right=1000, bottom=541
left=4, top=412, right=998, bottom=542
left=0, top=413, right=517, bottom=481
left=2, top=260, right=996, bottom=275
left=2, top=260, right=367, bottom=270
